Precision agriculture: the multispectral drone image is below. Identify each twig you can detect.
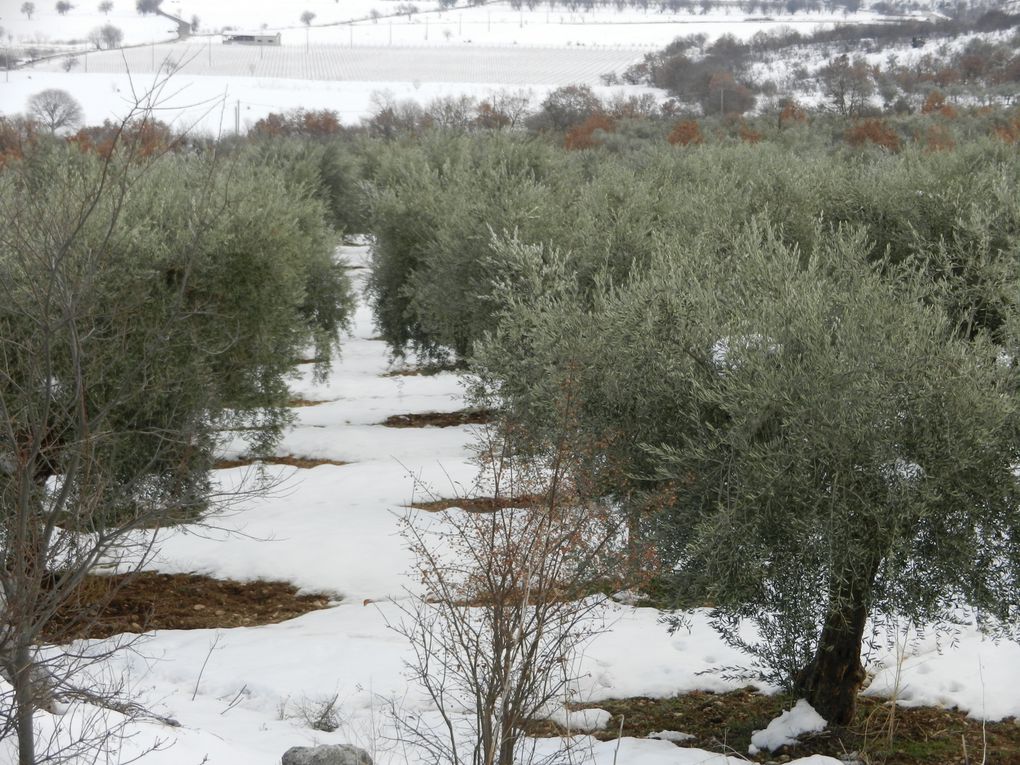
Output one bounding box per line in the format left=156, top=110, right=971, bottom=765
left=612, top=714, right=625, bottom=765
left=220, top=683, right=247, bottom=715
left=192, top=631, right=221, bottom=701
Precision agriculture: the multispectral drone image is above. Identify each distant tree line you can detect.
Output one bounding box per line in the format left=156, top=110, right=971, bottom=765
left=621, top=9, right=1020, bottom=116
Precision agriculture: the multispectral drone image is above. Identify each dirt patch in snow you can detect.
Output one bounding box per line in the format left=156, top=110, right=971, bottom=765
left=44, top=572, right=335, bottom=641
left=542, top=688, right=1020, bottom=765
left=381, top=364, right=460, bottom=377
left=214, top=456, right=349, bottom=469
left=408, top=493, right=546, bottom=513
left=288, top=397, right=337, bottom=407
left=383, top=409, right=493, bottom=428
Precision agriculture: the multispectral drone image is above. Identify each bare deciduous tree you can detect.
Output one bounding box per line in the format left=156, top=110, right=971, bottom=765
left=25, top=89, right=83, bottom=133
left=391, top=430, right=622, bottom=765
left=87, top=23, right=123, bottom=50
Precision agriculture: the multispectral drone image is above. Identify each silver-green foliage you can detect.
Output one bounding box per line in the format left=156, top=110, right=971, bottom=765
left=476, top=221, right=1020, bottom=693
left=0, top=138, right=355, bottom=762
left=0, top=142, right=354, bottom=522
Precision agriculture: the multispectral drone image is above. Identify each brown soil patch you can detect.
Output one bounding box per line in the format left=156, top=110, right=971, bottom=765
left=381, top=364, right=460, bottom=377
left=409, top=493, right=547, bottom=513
left=294, top=357, right=328, bottom=365
left=44, top=572, right=334, bottom=642
left=383, top=409, right=493, bottom=428
left=288, top=397, right=337, bottom=407
left=535, top=689, right=1020, bottom=765
left=214, top=455, right=349, bottom=469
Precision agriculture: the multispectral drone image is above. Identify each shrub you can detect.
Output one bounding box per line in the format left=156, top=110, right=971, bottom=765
left=563, top=114, right=615, bottom=150
left=667, top=119, right=703, bottom=145
left=846, top=118, right=901, bottom=150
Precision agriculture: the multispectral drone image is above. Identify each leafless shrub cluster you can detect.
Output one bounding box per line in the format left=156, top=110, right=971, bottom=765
left=391, top=429, right=623, bottom=765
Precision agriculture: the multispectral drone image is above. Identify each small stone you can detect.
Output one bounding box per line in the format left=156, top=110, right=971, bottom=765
left=215, top=609, right=225, bottom=616
left=192, top=604, right=206, bottom=611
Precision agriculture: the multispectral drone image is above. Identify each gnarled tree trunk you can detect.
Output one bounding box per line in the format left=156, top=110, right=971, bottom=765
left=795, top=559, right=879, bottom=726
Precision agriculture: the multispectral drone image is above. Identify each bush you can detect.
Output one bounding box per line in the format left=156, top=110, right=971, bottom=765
left=667, top=119, right=703, bottom=145
left=846, top=118, right=901, bottom=150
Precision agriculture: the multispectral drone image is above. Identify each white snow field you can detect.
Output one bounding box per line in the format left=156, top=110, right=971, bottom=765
left=1, top=0, right=911, bottom=131
left=3, top=243, right=1020, bottom=764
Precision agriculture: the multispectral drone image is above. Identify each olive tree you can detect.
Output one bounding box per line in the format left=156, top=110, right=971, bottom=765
left=476, top=223, right=1020, bottom=725
left=0, top=119, right=353, bottom=762
left=652, top=226, right=1019, bottom=723
left=365, top=135, right=565, bottom=364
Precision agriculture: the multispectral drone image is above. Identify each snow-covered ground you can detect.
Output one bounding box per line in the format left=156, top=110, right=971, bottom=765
left=0, top=1, right=171, bottom=49
left=1, top=0, right=914, bottom=131
left=3, top=46, right=649, bottom=133
left=5, top=242, right=1020, bottom=764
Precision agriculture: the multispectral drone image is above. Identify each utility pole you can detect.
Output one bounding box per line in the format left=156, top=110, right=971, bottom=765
left=235, top=99, right=240, bottom=133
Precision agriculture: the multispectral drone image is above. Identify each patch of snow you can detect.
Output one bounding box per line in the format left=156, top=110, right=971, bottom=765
left=864, top=629, right=1020, bottom=721
left=748, top=699, right=827, bottom=755
left=648, top=730, right=695, bottom=742
left=611, top=588, right=644, bottom=605
left=549, top=706, right=613, bottom=732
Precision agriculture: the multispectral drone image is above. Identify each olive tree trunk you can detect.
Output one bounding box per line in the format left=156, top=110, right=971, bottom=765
left=795, top=560, right=879, bottom=725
